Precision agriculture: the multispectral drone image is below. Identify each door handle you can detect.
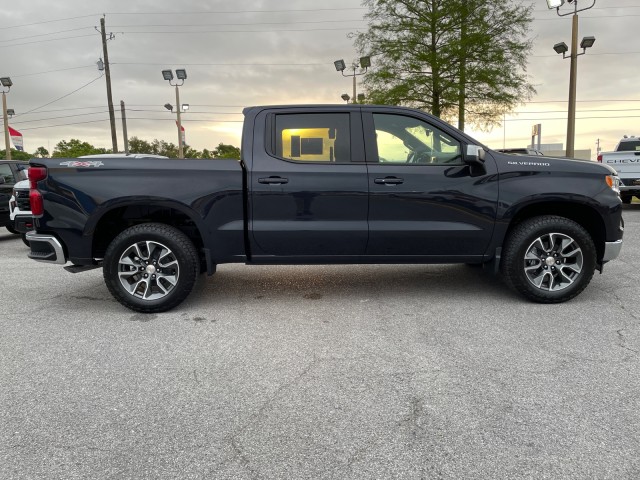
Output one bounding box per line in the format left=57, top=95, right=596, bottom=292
left=258, top=176, right=289, bottom=185
left=374, top=177, right=404, bottom=185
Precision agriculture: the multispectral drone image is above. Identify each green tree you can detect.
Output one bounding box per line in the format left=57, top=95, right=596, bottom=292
left=0, top=149, right=32, bottom=161
left=52, top=139, right=109, bottom=158
left=212, top=143, right=241, bottom=159
left=355, top=0, right=535, bottom=130
left=150, top=139, right=178, bottom=158
left=34, top=146, right=50, bottom=158
left=128, top=137, right=153, bottom=154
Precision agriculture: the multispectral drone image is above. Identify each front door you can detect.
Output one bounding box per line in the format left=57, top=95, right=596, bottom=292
left=364, top=112, right=498, bottom=260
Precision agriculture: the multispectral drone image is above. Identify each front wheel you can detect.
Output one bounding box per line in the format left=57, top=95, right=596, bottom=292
left=103, top=223, right=199, bottom=313
left=501, top=216, right=597, bottom=303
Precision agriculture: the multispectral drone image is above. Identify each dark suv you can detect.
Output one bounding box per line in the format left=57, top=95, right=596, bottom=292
left=0, top=160, right=29, bottom=234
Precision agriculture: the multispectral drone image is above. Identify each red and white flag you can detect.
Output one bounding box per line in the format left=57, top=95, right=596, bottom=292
left=8, top=126, right=23, bottom=151
left=176, top=121, right=185, bottom=146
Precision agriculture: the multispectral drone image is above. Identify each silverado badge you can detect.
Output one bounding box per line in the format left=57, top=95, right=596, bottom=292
left=59, top=161, right=104, bottom=168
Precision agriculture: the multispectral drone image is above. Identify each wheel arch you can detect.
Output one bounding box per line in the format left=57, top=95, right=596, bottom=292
left=87, top=199, right=207, bottom=260
left=504, top=201, right=606, bottom=261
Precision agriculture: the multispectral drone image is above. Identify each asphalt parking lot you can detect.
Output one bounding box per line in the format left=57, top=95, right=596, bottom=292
left=1, top=208, right=639, bottom=480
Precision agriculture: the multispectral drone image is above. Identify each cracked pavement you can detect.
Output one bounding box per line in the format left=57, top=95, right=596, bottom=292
left=1, top=207, right=639, bottom=479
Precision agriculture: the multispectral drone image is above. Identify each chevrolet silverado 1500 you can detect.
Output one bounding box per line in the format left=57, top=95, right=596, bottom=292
left=25, top=105, right=624, bottom=312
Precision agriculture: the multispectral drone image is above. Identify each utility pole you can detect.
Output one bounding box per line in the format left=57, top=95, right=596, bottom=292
left=120, top=100, right=129, bottom=154
left=2, top=91, right=10, bottom=160
left=100, top=17, right=118, bottom=153
left=566, top=11, right=578, bottom=158
left=549, top=0, right=597, bottom=158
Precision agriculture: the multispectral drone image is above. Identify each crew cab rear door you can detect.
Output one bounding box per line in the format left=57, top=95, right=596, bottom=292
left=363, top=110, right=498, bottom=260
left=249, top=108, right=368, bottom=258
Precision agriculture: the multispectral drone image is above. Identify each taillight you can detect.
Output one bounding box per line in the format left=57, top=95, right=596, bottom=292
left=597, top=154, right=603, bottom=162
left=29, top=166, right=47, bottom=217
left=30, top=189, right=44, bottom=216
left=29, top=166, right=47, bottom=189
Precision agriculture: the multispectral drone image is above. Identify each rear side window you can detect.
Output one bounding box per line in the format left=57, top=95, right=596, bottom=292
left=617, top=140, right=640, bottom=152
left=273, top=113, right=351, bottom=163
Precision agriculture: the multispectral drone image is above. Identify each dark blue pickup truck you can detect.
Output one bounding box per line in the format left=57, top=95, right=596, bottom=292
left=25, top=105, right=623, bottom=312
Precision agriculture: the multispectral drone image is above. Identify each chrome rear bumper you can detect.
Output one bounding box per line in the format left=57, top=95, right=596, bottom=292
left=26, top=232, right=67, bottom=265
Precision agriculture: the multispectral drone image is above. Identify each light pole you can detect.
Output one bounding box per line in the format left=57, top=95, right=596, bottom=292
left=1, top=77, right=12, bottom=160
left=334, top=56, right=371, bottom=103
left=162, top=69, right=187, bottom=158
left=341, top=93, right=350, bottom=103
left=547, top=0, right=596, bottom=158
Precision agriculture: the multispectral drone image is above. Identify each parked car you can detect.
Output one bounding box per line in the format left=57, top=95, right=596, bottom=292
left=597, top=135, right=640, bottom=203
left=496, top=148, right=544, bottom=156
left=0, top=160, right=28, bottom=235
left=9, top=175, right=32, bottom=246
left=25, top=104, right=623, bottom=312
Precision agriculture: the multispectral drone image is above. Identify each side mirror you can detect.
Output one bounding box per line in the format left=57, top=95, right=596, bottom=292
left=465, top=145, right=485, bottom=165
left=0, top=176, right=5, bottom=185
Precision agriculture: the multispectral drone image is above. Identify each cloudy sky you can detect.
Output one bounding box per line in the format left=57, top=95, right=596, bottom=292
left=0, top=0, right=637, bottom=158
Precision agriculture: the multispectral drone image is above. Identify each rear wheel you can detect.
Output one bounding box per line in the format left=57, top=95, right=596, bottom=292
left=103, top=223, right=199, bottom=313
left=6, top=225, right=18, bottom=234
left=501, top=216, right=596, bottom=303
left=621, top=195, right=632, bottom=204
left=21, top=233, right=29, bottom=246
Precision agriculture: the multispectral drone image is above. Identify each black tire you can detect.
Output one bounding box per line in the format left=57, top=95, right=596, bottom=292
left=21, top=233, right=29, bottom=246
left=103, top=223, right=199, bottom=313
left=6, top=225, right=18, bottom=234
left=501, top=216, right=596, bottom=303
left=622, top=195, right=632, bottom=204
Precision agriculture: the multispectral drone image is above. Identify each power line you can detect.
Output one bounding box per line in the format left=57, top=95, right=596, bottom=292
left=109, top=19, right=366, bottom=28
left=505, top=115, right=640, bottom=122
left=18, top=119, right=110, bottom=131
left=109, top=27, right=363, bottom=34
left=9, top=111, right=110, bottom=125
left=0, top=14, right=100, bottom=30
left=112, top=62, right=329, bottom=66
left=16, top=106, right=105, bottom=114
left=0, top=26, right=94, bottom=43
left=0, top=33, right=97, bottom=48
left=17, top=117, right=244, bottom=131
left=533, top=13, right=640, bottom=20
left=532, top=51, right=640, bottom=57
left=18, top=74, right=104, bottom=116
left=106, top=8, right=368, bottom=15
left=12, top=65, right=97, bottom=78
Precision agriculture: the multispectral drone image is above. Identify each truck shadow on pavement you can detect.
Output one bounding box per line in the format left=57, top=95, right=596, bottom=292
left=191, top=264, right=515, bottom=308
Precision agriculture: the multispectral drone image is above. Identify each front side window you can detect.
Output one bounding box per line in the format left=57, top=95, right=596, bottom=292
left=373, top=114, right=462, bottom=165
left=0, top=163, right=14, bottom=184
left=274, top=113, right=351, bottom=163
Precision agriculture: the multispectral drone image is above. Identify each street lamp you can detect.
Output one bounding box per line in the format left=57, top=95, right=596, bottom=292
left=334, top=56, right=371, bottom=103
left=341, top=93, right=350, bottom=103
left=1, top=76, right=12, bottom=160
left=161, top=68, right=187, bottom=158
left=548, top=0, right=597, bottom=158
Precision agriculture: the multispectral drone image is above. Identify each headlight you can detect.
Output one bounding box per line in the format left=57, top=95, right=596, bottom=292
left=606, top=175, right=620, bottom=194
